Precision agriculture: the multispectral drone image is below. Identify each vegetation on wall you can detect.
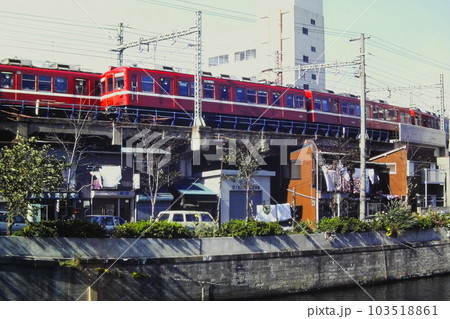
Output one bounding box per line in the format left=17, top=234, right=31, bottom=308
left=11, top=200, right=450, bottom=239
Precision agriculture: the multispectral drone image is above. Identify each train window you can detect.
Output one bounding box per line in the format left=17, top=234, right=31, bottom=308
left=272, top=92, right=281, bottom=106
left=220, top=86, right=230, bottom=100
left=75, top=79, right=87, bottom=94
left=38, top=75, right=52, bottom=92
left=22, top=74, right=35, bottom=90
left=356, top=105, right=361, bottom=117
left=190, top=82, right=195, bottom=97
left=236, top=87, right=245, bottom=102
left=178, top=81, right=189, bottom=96
left=204, top=83, right=215, bottom=99
left=247, top=89, right=256, bottom=103
left=341, top=102, right=348, bottom=115
left=389, top=110, right=397, bottom=121
left=142, top=76, right=154, bottom=92
left=333, top=100, right=339, bottom=113
left=107, top=77, right=113, bottom=93
left=314, top=98, right=321, bottom=110
left=258, top=91, right=267, bottom=105
left=322, top=99, right=330, bottom=112
left=94, top=81, right=101, bottom=96
left=115, top=75, right=124, bottom=90
left=1, top=72, right=13, bottom=88
left=348, top=104, right=355, bottom=116
left=54, top=77, right=68, bottom=93
left=160, top=78, right=172, bottom=94
left=295, top=96, right=304, bottom=109
left=131, top=75, right=137, bottom=92
left=286, top=94, right=294, bottom=107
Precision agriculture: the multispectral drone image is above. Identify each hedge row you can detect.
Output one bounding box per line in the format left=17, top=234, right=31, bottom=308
left=12, top=210, right=450, bottom=239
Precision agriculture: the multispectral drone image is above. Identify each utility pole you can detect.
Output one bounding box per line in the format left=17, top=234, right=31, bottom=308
left=117, top=23, right=124, bottom=66
left=351, top=33, right=370, bottom=220
left=193, top=11, right=205, bottom=127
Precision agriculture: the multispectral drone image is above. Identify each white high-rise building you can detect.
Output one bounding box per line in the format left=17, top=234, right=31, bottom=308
left=205, top=0, right=325, bottom=90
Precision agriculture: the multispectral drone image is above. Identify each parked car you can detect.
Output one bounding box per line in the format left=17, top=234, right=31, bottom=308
left=156, top=210, right=217, bottom=229
left=0, top=212, right=27, bottom=235
left=84, top=215, right=126, bottom=232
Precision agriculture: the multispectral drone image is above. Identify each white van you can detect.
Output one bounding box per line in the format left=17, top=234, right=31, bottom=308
left=156, top=210, right=217, bottom=229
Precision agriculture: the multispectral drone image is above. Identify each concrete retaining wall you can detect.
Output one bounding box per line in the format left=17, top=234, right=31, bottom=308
left=0, top=229, right=449, bottom=300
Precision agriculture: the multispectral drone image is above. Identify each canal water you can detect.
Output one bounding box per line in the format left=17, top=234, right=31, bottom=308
left=254, top=274, right=450, bottom=301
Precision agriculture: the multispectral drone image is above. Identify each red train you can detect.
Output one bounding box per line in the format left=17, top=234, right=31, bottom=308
left=0, top=58, right=101, bottom=112
left=99, top=65, right=441, bottom=134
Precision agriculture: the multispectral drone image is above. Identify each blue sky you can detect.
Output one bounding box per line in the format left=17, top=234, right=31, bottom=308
left=1, top=0, right=449, bottom=113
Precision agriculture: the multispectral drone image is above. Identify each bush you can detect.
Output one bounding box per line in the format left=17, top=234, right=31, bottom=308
left=111, top=220, right=192, bottom=239
left=293, top=220, right=315, bottom=234
left=219, top=219, right=284, bottom=237
left=13, top=219, right=106, bottom=238
left=317, top=217, right=370, bottom=234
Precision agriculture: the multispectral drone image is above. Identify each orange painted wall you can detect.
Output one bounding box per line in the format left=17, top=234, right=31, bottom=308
left=371, top=148, right=408, bottom=197
left=287, top=146, right=317, bottom=222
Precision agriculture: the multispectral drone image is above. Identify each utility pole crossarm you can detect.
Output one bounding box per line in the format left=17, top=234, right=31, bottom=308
left=116, top=27, right=198, bottom=51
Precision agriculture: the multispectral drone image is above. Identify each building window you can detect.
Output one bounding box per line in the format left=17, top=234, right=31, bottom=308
left=290, top=160, right=301, bottom=180
left=311, top=19, right=316, bottom=25
left=302, top=27, right=309, bottom=35
left=311, top=46, right=316, bottom=52
left=235, top=49, right=256, bottom=62
left=303, top=55, right=309, bottom=63
left=311, top=74, right=317, bottom=81
left=209, top=55, right=229, bottom=67
left=246, top=49, right=256, bottom=59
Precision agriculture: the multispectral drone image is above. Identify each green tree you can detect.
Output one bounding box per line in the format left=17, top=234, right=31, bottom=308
left=0, top=137, right=68, bottom=235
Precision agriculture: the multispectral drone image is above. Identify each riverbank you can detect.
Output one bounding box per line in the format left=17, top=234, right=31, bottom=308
left=1, top=228, right=449, bottom=300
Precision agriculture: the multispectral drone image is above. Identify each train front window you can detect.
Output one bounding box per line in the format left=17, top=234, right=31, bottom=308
left=1, top=72, right=13, bottom=88
left=107, top=77, right=113, bottom=93
left=236, top=87, right=245, bottom=102
left=160, top=78, right=172, bottom=94
left=55, top=77, right=68, bottom=93
left=22, top=74, right=35, bottom=90
left=115, top=75, right=124, bottom=90
left=142, top=76, right=154, bottom=92
left=38, top=75, right=52, bottom=91
left=204, top=82, right=215, bottom=99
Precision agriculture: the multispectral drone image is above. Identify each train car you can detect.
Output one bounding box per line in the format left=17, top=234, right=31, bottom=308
left=100, top=65, right=442, bottom=135
left=100, top=66, right=312, bottom=124
left=0, top=58, right=101, bottom=113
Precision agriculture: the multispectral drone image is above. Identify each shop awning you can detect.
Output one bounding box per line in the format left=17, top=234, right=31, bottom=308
left=175, top=181, right=217, bottom=196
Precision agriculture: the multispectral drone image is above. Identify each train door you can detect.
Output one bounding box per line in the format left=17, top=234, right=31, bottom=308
left=131, top=74, right=138, bottom=102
